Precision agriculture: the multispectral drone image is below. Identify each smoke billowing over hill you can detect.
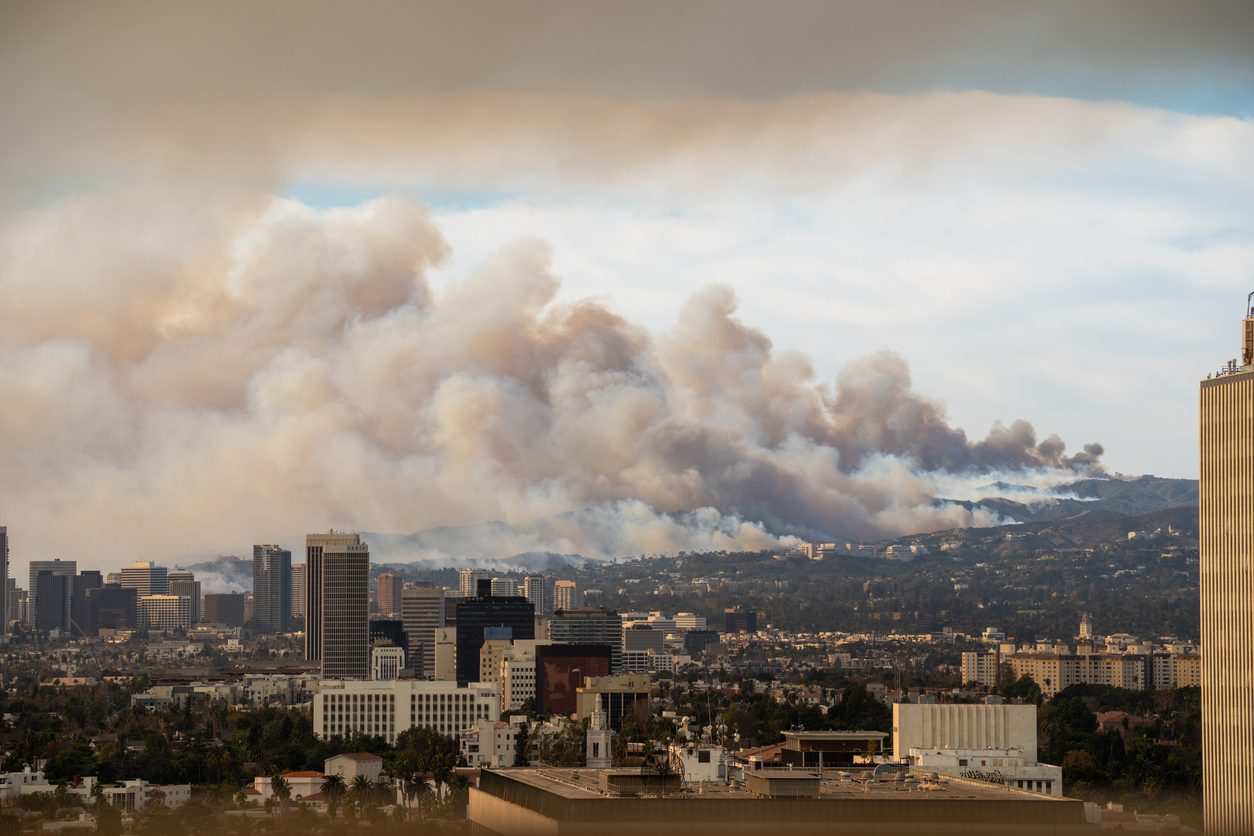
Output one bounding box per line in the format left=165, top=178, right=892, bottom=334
left=0, top=196, right=1105, bottom=568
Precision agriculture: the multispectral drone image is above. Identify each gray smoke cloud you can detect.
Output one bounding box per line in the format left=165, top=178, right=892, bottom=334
left=0, top=193, right=1103, bottom=569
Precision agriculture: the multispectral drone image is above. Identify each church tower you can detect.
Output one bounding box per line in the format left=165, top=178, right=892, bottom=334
left=586, top=695, right=612, bottom=768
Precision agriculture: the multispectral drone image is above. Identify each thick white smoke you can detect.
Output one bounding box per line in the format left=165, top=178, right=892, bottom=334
left=0, top=194, right=1102, bottom=569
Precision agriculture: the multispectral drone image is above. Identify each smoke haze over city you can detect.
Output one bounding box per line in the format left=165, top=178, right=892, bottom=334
left=1, top=1, right=1252, bottom=576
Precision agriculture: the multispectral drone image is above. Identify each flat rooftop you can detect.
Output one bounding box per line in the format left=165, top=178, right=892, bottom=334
left=494, top=768, right=1065, bottom=803
left=783, top=730, right=888, bottom=739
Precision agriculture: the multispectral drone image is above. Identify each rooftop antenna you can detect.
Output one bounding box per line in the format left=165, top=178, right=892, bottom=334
left=1245, top=291, right=1254, bottom=369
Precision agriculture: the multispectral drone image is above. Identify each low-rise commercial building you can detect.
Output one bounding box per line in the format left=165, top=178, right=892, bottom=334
left=893, top=703, right=1061, bottom=797
left=460, top=720, right=521, bottom=768
left=312, top=679, right=499, bottom=742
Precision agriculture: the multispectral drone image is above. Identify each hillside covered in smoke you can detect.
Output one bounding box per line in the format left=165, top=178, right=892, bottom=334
left=0, top=196, right=1105, bottom=567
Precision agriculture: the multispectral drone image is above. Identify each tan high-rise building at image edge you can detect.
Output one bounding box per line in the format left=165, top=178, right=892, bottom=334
left=1200, top=302, right=1254, bottom=835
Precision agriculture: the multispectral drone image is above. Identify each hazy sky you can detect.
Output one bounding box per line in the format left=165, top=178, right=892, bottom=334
left=2, top=2, right=1252, bottom=576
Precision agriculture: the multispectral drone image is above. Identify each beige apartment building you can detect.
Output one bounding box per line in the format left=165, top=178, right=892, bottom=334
left=1199, top=305, right=1254, bottom=835
left=1007, top=652, right=1153, bottom=697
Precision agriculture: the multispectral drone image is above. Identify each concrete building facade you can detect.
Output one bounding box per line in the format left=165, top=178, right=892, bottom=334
left=553, top=580, right=580, bottom=612
left=1200, top=308, right=1254, bottom=835
left=138, top=594, right=192, bottom=632
left=376, top=571, right=402, bottom=617
left=371, top=645, right=406, bottom=681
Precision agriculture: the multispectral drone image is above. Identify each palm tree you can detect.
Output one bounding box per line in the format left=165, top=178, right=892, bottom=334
left=270, top=773, right=291, bottom=816
left=321, top=772, right=347, bottom=819
left=351, top=774, right=374, bottom=814
left=205, top=745, right=230, bottom=786
left=374, top=773, right=393, bottom=807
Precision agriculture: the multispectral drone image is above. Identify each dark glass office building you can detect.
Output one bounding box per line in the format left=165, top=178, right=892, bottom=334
left=455, top=589, right=535, bottom=685
left=252, top=544, right=292, bottom=634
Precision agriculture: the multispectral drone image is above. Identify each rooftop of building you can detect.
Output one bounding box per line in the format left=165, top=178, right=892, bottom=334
left=782, top=731, right=888, bottom=740
left=484, top=768, right=1070, bottom=803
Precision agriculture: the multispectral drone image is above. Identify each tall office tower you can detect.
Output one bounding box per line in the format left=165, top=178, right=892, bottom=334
left=550, top=608, right=623, bottom=673
left=458, top=569, right=491, bottom=599
left=376, top=572, right=402, bottom=617
left=553, top=580, right=580, bottom=612
left=455, top=593, right=535, bottom=685
left=522, top=576, right=546, bottom=615
left=9, top=585, right=27, bottom=627
left=305, top=532, right=370, bottom=679
left=34, top=571, right=70, bottom=631
left=723, top=606, right=758, bottom=633
left=401, top=585, right=444, bottom=678
left=70, top=571, right=102, bottom=636
left=119, top=561, right=168, bottom=596
left=252, top=545, right=292, bottom=634
left=290, top=563, right=306, bottom=621
left=84, top=584, right=137, bottom=633
left=0, top=526, right=7, bottom=634
left=3, top=579, right=15, bottom=635
left=1201, top=303, right=1254, bottom=834
left=167, top=571, right=201, bottom=625
left=27, top=559, right=76, bottom=628
left=204, top=593, right=246, bottom=627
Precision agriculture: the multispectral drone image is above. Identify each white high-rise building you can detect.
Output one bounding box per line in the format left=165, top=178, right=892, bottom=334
left=305, top=532, right=370, bottom=679
left=553, top=580, right=580, bottom=612
left=501, top=652, right=537, bottom=712
left=1201, top=306, right=1254, bottom=834
left=138, top=595, right=192, bottom=632
left=522, top=576, right=546, bottom=615
left=961, top=651, right=1000, bottom=688
left=313, top=679, right=499, bottom=742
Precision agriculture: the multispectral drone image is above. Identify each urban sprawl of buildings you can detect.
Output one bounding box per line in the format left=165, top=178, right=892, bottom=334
left=5, top=304, right=1254, bottom=832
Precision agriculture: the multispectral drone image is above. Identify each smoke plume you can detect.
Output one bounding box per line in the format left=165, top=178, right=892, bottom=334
left=0, top=193, right=1103, bottom=568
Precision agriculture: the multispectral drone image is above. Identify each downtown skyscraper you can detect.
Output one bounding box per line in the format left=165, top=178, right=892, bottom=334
left=305, top=532, right=370, bottom=679
left=27, top=559, right=75, bottom=628
left=252, top=544, right=292, bottom=634
left=0, top=526, right=7, bottom=634
left=1200, top=303, right=1254, bottom=834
